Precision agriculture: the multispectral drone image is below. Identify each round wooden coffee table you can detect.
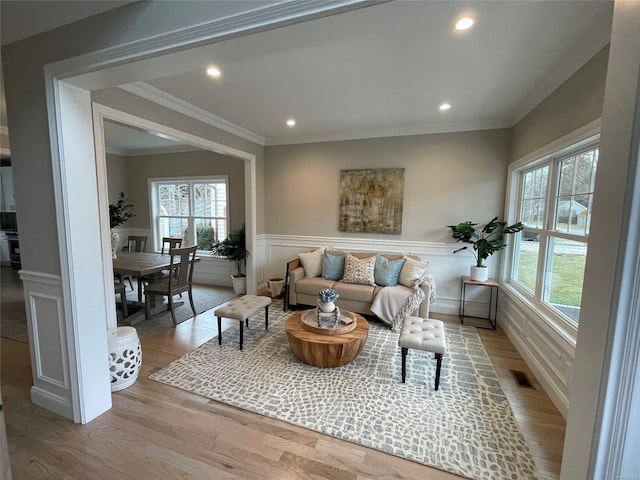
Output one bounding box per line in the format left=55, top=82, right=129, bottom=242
left=285, top=310, right=369, bottom=368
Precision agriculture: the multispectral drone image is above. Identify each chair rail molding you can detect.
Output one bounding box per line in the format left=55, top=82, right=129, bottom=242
left=261, top=234, right=497, bottom=317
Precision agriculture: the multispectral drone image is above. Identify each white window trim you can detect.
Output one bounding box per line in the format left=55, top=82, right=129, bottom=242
left=149, top=175, right=229, bottom=253
left=502, top=118, right=601, bottom=337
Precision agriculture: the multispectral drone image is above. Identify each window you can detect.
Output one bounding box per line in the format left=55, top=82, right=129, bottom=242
left=510, top=139, right=598, bottom=325
left=150, top=177, right=228, bottom=253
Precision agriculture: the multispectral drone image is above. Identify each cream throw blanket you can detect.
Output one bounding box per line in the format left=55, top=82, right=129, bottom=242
left=370, top=275, right=437, bottom=332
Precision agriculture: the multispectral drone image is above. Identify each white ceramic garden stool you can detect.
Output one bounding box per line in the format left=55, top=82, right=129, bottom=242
left=398, top=316, right=447, bottom=390
left=108, top=326, right=142, bottom=392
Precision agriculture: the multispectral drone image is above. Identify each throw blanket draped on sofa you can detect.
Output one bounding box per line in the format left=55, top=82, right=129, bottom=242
left=370, top=275, right=437, bottom=332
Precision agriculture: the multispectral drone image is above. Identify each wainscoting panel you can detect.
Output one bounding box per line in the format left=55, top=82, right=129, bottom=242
left=260, top=234, right=502, bottom=317
left=20, top=270, right=74, bottom=419
left=498, top=288, right=575, bottom=417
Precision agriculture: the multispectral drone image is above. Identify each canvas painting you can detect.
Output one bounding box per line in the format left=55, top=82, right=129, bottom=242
left=339, top=168, right=404, bottom=234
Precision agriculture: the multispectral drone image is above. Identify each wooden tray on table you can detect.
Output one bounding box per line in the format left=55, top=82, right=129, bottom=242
left=299, top=309, right=357, bottom=335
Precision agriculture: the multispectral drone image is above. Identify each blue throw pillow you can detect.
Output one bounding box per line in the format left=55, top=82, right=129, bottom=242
left=374, top=255, right=406, bottom=286
left=322, top=251, right=346, bottom=280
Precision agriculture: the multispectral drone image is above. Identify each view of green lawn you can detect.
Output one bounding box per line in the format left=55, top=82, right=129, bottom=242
left=516, top=251, right=586, bottom=307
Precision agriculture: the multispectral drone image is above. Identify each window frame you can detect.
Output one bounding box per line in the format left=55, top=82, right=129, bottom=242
left=503, top=120, right=600, bottom=335
left=148, top=175, right=229, bottom=254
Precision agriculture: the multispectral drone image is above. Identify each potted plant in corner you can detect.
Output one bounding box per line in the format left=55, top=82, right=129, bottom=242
left=448, top=216, right=523, bottom=282
left=211, top=225, right=249, bottom=295
left=109, top=192, right=134, bottom=259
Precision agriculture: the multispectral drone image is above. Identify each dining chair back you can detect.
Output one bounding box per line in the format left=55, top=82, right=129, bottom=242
left=118, top=235, right=148, bottom=295
left=144, top=245, right=198, bottom=325
left=126, top=235, right=147, bottom=252
left=161, top=237, right=183, bottom=254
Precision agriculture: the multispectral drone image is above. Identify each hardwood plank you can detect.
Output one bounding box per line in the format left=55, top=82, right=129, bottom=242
left=2, top=281, right=566, bottom=479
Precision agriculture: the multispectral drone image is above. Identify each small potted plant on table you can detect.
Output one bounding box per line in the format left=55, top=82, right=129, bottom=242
left=317, top=288, right=339, bottom=313
left=448, top=216, right=523, bottom=282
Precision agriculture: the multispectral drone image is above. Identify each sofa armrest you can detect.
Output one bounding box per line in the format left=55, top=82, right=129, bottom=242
left=284, top=258, right=302, bottom=310
left=417, top=280, right=432, bottom=319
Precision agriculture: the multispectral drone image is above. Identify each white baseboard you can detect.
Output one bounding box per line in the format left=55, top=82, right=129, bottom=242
left=31, top=386, right=73, bottom=419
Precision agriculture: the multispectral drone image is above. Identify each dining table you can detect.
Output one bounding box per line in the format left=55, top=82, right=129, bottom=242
left=112, top=251, right=200, bottom=322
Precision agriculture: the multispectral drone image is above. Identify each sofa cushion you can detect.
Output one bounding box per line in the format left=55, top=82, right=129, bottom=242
left=399, top=257, right=429, bottom=288
left=297, top=246, right=326, bottom=278
left=322, top=250, right=346, bottom=280
left=333, top=281, right=377, bottom=303
left=296, top=277, right=336, bottom=296
left=342, top=254, right=377, bottom=286
left=374, top=254, right=406, bottom=286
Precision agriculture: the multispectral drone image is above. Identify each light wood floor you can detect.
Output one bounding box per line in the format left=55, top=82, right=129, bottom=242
left=1, top=294, right=566, bottom=479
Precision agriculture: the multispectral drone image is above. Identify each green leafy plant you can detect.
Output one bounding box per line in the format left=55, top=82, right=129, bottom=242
left=210, top=225, right=249, bottom=277
left=448, top=216, right=523, bottom=267
left=109, top=192, right=134, bottom=229
left=183, top=226, right=216, bottom=250
left=318, top=288, right=339, bottom=303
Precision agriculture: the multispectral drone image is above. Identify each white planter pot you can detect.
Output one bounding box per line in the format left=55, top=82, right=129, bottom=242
left=231, top=275, right=247, bottom=295
left=317, top=301, right=336, bottom=313
left=470, top=266, right=489, bottom=282
left=110, top=230, right=119, bottom=259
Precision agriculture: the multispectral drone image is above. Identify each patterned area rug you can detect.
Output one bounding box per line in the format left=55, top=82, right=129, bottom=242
left=150, top=302, right=539, bottom=480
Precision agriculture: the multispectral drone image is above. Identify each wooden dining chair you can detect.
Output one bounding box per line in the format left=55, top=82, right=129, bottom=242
left=114, top=281, right=128, bottom=318
left=119, top=235, right=148, bottom=300
left=144, top=245, right=197, bottom=325
left=161, top=237, right=183, bottom=254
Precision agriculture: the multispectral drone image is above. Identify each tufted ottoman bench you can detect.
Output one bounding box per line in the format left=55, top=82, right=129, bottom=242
left=213, top=295, right=271, bottom=350
left=398, top=316, right=447, bottom=390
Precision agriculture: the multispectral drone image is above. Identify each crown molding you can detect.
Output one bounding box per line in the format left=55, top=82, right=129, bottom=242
left=265, top=118, right=511, bottom=146
left=119, top=82, right=266, bottom=146
left=117, top=79, right=510, bottom=146
left=105, top=144, right=202, bottom=157
left=508, top=12, right=612, bottom=126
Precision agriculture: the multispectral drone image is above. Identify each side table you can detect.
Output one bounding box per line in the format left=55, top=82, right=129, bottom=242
left=459, top=276, right=499, bottom=330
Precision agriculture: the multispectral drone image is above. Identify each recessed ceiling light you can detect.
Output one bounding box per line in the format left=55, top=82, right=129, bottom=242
left=455, top=17, right=474, bottom=31
left=439, top=103, right=451, bottom=112
left=206, top=66, right=221, bottom=78
left=286, top=119, right=296, bottom=127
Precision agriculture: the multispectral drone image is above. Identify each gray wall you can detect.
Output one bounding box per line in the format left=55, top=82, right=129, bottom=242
left=106, top=149, right=245, bottom=231
left=510, top=46, right=609, bottom=161
left=93, top=88, right=263, bottom=234
left=0, top=133, right=9, bottom=151
left=1, top=1, right=267, bottom=275
left=265, top=129, right=511, bottom=242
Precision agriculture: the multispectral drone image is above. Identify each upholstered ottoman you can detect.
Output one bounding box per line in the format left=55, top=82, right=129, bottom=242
left=398, top=316, right=447, bottom=390
left=213, top=295, right=271, bottom=350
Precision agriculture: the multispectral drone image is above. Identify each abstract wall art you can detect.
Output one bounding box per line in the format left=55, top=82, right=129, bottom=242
left=339, top=168, right=404, bottom=234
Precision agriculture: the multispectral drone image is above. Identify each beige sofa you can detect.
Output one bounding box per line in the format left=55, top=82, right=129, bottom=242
left=284, top=251, right=432, bottom=322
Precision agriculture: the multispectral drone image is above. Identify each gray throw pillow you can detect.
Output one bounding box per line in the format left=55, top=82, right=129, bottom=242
left=374, top=255, right=406, bottom=286
left=322, top=251, right=346, bottom=280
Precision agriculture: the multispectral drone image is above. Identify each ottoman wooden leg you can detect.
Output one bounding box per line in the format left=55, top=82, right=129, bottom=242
left=265, top=305, right=269, bottom=330
left=239, top=321, right=244, bottom=350
left=217, top=317, right=222, bottom=345
left=401, top=347, right=408, bottom=383
left=435, top=353, right=443, bottom=391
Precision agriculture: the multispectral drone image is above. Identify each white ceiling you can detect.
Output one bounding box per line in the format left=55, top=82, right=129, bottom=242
left=1, top=1, right=614, bottom=152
